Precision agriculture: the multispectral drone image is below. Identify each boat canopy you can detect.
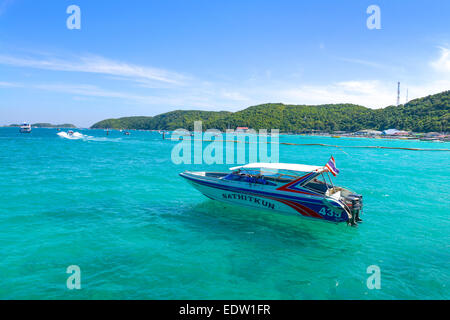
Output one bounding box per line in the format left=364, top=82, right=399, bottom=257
left=230, top=163, right=324, bottom=173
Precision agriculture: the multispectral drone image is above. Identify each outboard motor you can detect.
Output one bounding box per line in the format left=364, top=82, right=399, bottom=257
left=344, top=194, right=363, bottom=226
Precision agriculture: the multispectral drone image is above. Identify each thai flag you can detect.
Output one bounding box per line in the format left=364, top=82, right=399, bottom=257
left=325, top=156, right=340, bottom=177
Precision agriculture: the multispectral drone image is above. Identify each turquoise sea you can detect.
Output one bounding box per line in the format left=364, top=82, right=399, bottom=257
left=0, top=127, right=449, bottom=300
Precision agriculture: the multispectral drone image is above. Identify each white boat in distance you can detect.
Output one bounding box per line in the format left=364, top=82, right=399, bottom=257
left=180, top=162, right=363, bottom=226
left=19, top=123, right=31, bottom=133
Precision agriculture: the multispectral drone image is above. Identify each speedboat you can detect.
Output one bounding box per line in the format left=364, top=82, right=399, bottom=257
left=179, top=160, right=363, bottom=226
left=20, top=123, right=32, bottom=133
left=57, top=130, right=84, bottom=140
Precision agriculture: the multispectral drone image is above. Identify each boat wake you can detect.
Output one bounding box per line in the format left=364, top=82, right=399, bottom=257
left=57, top=131, right=89, bottom=140
left=56, top=131, right=124, bottom=142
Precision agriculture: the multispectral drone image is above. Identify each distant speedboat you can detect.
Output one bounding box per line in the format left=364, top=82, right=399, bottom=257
left=20, top=123, right=32, bottom=133
left=180, top=161, right=363, bottom=226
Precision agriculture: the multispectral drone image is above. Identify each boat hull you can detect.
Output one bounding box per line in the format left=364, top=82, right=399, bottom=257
left=180, top=172, right=350, bottom=223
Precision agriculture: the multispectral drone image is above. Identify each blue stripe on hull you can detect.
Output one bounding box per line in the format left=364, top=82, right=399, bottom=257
left=180, top=173, right=325, bottom=205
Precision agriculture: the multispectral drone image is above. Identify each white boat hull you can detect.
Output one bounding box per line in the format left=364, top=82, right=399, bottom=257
left=188, top=180, right=286, bottom=213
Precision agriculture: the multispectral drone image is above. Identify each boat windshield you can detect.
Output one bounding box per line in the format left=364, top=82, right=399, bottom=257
left=244, top=168, right=306, bottom=182
left=223, top=171, right=277, bottom=186
left=224, top=168, right=315, bottom=186
left=303, top=172, right=333, bottom=195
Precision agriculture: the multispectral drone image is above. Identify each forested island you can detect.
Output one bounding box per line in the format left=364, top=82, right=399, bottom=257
left=91, top=90, right=450, bottom=133
left=32, top=123, right=77, bottom=128
left=8, top=123, right=77, bottom=128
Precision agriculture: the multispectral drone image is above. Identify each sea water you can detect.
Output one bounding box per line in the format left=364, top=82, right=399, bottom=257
left=0, top=127, right=448, bottom=299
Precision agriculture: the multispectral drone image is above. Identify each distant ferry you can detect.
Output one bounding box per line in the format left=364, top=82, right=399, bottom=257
left=20, top=123, right=32, bottom=133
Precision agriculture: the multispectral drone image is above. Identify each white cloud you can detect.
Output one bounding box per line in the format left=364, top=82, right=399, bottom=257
left=0, top=81, right=21, bottom=87
left=0, top=81, right=244, bottom=110
left=30, top=83, right=207, bottom=107
left=240, top=48, right=450, bottom=108
left=0, top=54, right=188, bottom=85
left=29, top=78, right=446, bottom=111
left=407, top=80, right=450, bottom=101
left=431, top=47, right=450, bottom=74
left=337, top=57, right=385, bottom=70
left=33, top=83, right=142, bottom=100
left=1, top=47, right=449, bottom=115
left=220, top=90, right=250, bottom=102
left=255, top=77, right=450, bottom=109
left=265, top=80, right=397, bottom=108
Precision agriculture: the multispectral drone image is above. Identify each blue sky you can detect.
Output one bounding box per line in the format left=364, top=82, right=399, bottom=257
left=0, top=0, right=449, bottom=127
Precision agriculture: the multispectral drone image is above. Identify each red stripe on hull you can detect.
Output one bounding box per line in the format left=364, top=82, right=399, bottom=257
left=276, top=199, right=312, bottom=217
left=276, top=172, right=321, bottom=197
left=265, top=195, right=324, bottom=220
left=293, top=202, right=324, bottom=219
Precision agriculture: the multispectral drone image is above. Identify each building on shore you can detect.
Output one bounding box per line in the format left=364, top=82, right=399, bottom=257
left=354, top=129, right=382, bottom=136
left=235, top=127, right=250, bottom=133
left=383, top=129, right=399, bottom=135
left=381, top=129, right=411, bottom=136
left=393, top=130, right=410, bottom=136
left=425, top=132, right=441, bottom=138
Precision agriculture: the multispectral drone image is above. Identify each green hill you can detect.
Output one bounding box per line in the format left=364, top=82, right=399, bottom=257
left=91, top=90, right=450, bottom=132
left=92, top=111, right=231, bottom=131
left=32, top=123, right=77, bottom=128
left=8, top=123, right=77, bottom=128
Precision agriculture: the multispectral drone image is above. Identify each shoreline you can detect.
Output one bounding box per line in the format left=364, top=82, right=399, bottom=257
left=3, top=126, right=448, bottom=142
